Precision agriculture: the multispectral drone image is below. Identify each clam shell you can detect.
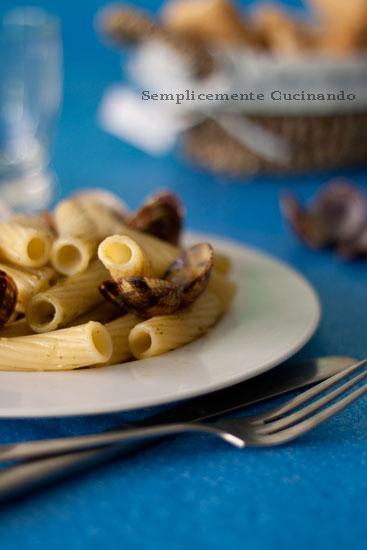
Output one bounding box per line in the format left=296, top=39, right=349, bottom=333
left=129, top=191, right=184, bottom=245
left=0, top=271, right=18, bottom=329
left=338, top=225, right=367, bottom=259
left=165, top=242, right=214, bottom=306
left=100, top=277, right=181, bottom=317
left=281, top=181, right=367, bottom=249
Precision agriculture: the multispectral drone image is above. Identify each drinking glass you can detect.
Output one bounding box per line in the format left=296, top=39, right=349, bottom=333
left=0, top=7, right=63, bottom=211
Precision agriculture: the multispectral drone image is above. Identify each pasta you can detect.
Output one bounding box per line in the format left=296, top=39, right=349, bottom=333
left=115, top=224, right=178, bottom=277
left=11, top=213, right=52, bottom=232
left=54, top=199, right=99, bottom=242
left=0, top=190, right=236, bottom=371
left=0, top=263, right=55, bottom=313
left=98, top=235, right=152, bottom=279
left=51, top=199, right=100, bottom=276
left=77, top=199, right=126, bottom=239
left=212, top=252, right=231, bottom=275
left=0, top=321, right=112, bottom=371
left=0, top=221, right=53, bottom=268
left=208, top=271, right=236, bottom=310
left=105, top=314, right=140, bottom=364
left=27, top=259, right=109, bottom=333
left=52, top=237, right=97, bottom=277
left=129, top=289, right=223, bottom=359
left=5, top=311, right=18, bottom=326
left=113, top=224, right=232, bottom=279
left=0, top=318, right=33, bottom=338
left=72, top=301, right=120, bottom=325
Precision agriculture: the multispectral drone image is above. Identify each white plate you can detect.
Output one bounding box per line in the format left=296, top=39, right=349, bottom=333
left=0, top=234, right=320, bottom=418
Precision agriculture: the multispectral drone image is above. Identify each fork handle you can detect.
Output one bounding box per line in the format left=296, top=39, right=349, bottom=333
left=0, top=423, right=224, bottom=502
left=0, top=422, right=220, bottom=463
left=0, top=443, right=148, bottom=503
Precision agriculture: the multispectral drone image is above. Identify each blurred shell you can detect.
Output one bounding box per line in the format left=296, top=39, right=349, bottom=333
left=338, top=226, right=367, bottom=259
left=0, top=271, right=18, bottom=329
left=129, top=191, right=184, bottom=245
left=281, top=181, right=367, bottom=249
left=100, top=277, right=181, bottom=317
left=165, top=242, right=213, bottom=306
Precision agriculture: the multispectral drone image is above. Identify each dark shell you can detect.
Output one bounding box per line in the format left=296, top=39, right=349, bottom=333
left=129, top=191, right=184, bottom=245
left=0, top=270, right=18, bottom=329
left=281, top=181, right=367, bottom=249
left=100, top=277, right=181, bottom=318
left=100, top=243, right=214, bottom=315
left=165, top=243, right=213, bottom=307
left=338, top=225, right=367, bottom=259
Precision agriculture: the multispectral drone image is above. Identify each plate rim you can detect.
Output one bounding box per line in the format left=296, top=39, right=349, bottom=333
left=0, top=233, right=321, bottom=417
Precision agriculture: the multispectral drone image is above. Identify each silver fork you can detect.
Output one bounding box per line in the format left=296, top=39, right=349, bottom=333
left=1, top=358, right=366, bottom=462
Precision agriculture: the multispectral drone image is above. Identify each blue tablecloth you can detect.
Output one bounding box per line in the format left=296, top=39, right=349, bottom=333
left=1, top=1, right=366, bottom=548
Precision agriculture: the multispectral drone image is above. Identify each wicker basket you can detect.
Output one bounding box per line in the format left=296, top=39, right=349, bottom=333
left=101, top=23, right=367, bottom=176
left=183, top=112, right=367, bottom=176
left=176, top=51, right=367, bottom=175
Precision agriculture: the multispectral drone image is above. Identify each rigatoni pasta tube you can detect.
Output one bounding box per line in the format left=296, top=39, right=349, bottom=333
left=0, top=263, right=55, bottom=313
left=0, top=318, right=32, bottom=338
left=0, top=221, right=52, bottom=268
left=105, top=314, right=140, bottom=364
left=98, top=235, right=152, bottom=279
left=4, top=311, right=18, bottom=326
left=52, top=237, right=97, bottom=277
left=54, top=199, right=99, bottom=241
left=71, top=301, right=120, bottom=326
left=208, top=271, right=236, bottom=310
left=115, top=225, right=178, bottom=277
left=51, top=199, right=100, bottom=276
left=0, top=321, right=112, bottom=371
left=11, top=214, right=52, bottom=233
left=27, top=259, right=109, bottom=333
left=212, top=252, right=231, bottom=275
left=78, top=200, right=126, bottom=239
left=115, top=224, right=231, bottom=280
left=129, top=289, right=222, bottom=359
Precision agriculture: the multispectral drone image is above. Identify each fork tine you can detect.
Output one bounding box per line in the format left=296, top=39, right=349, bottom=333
left=254, top=367, right=367, bottom=435
left=249, top=358, right=367, bottom=425
left=247, top=384, right=367, bottom=447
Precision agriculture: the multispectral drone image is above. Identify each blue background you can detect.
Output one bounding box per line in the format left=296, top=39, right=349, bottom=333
left=0, top=1, right=366, bottom=548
